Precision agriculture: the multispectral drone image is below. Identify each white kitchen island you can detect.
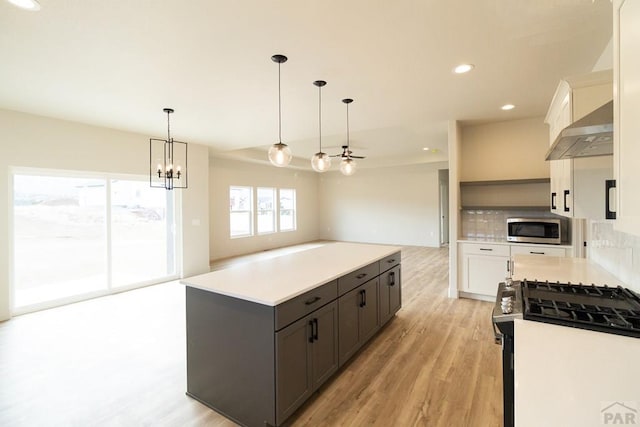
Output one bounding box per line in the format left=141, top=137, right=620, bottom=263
left=182, top=242, right=402, bottom=427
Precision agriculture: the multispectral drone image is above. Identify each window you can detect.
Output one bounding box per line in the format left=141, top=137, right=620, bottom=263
left=256, top=187, right=276, bottom=234
left=279, top=188, right=296, bottom=231
left=230, top=186, right=253, bottom=237
left=12, top=170, right=179, bottom=312
left=229, top=186, right=297, bottom=237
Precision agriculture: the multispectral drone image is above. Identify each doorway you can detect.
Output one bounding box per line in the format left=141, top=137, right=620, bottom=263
left=439, top=169, right=449, bottom=246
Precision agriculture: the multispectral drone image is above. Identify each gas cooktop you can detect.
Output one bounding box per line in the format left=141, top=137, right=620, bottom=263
left=522, top=280, right=640, bottom=338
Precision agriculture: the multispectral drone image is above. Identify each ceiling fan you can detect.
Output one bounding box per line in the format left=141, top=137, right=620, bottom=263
left=330, top=98, right=365, bottom=161
left=330, top=145, right=366, bottom=159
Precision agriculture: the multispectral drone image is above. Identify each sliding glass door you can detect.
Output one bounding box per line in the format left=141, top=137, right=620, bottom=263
left=13, top=175, right=108, bottom=308
left=12, top=170, right=179, bottom=312
left=110, top=179, right=176, bottom=287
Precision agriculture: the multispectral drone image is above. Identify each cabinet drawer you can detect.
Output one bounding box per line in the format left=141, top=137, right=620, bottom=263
left=275, top=280, right=337, bottom=331
left=379, top=251, right=401, bottom=273
left=337, top=262, right=379, bottom=296
left=510, top=245, right=567, bottom=257
left=461, top=243, right=510, bottom=257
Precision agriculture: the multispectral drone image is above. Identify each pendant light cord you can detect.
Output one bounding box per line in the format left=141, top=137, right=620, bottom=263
left=318, top=84, right=322, bottom=152
left=166, top=110, right=171, bottom=141
left=346, top=102, right=350, bottom=152
left=278, top=61, right=282, bottom=144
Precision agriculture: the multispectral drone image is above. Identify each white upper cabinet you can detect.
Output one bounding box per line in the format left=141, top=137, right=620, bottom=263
left=614, top=0, right=640, bottom=236
left=544, top=70, right=613, bottom=219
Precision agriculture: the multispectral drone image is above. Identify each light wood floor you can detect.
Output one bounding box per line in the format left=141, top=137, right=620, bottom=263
left=0, top=246, right=502, bottom=426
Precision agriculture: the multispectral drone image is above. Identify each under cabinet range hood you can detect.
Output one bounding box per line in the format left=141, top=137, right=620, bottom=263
left=545, top=100, right=613, bottom=161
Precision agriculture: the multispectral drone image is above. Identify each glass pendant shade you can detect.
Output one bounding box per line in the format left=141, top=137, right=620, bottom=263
left=268, top=142, right=292, bottom=167
left=340, top=158, right=357, bottom=176
left=269, top=54, right=291, bottom=167
left=311, top=152, right=331, bottom=172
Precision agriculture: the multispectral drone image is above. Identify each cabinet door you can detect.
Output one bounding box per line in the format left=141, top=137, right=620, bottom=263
left=379, top=269, right=391, bottom=325
left=338, top=287, right=360, bottom=366
left=389, top=266, right=401, bottom=316
left=615, top=0, right=640, bottom=236
left=275, top=315, right=313, bottom=423
left=379, top=265, right=401, bottom=325
left=311, top=301, right=339, bottom=390
left=463, top=254, right=509, bottom=297
left=358, top=278, right=379, bottom=344
left=548, top=85, right=573, bottom=217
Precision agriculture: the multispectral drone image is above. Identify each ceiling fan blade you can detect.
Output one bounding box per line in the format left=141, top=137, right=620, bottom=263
left=351, top=155, right=366, bottom=159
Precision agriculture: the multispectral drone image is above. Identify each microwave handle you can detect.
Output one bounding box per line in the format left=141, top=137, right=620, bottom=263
left=606, top=179, right=616, bottom=220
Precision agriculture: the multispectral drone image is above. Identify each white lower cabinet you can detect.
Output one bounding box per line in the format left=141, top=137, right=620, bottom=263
left=459, top=242, right=570, bottom=297
left=460, top=243, right=510, bottom=297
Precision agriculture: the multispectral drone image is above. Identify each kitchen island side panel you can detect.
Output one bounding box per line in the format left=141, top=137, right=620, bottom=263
left=186, top=286, right=276, bottom=427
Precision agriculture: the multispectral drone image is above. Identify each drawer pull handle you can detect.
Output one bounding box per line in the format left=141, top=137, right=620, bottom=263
left=389, top=271, right=396, bottom=286
left=356, top=273, right=367, bottom=279
left=530, top=251, right=545, bottom=255
left=304, top=296, right=321, bottom=305
left=479, top=248, right=493, bottom=251
left=387, top=259, right=395, bottom=264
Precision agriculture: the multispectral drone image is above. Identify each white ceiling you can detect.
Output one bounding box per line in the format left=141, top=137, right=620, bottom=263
left=0, top=0, right=612, bottom=169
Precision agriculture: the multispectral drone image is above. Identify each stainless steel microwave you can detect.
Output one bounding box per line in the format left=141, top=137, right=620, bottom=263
left=506, top=218, right=565, bottom=245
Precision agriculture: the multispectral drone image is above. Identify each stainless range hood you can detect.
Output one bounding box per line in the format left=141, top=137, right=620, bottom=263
left=545, top=100, right=613, bottom=161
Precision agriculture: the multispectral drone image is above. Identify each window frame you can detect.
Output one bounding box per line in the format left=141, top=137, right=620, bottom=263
left=278, top=188, right=297, bottom=232
left=229, top=185, right=254, bottom=238
left=256, top=187, right=276, bottom=235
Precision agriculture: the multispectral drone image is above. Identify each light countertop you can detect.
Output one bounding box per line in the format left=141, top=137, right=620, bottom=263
left=181, top=242, right=401, bottom=306
left=512, top=254, right=626, bottom=286
left=515, top=318, right=640, bottom=427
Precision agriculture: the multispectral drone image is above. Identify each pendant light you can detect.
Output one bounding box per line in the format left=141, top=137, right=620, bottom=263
left=340, top=98, right=357, bottom=176
left=150, top=108, right=188, bottom=190
left=311, top=80, right=331, bottom=172
left=268, top=54, right=292, bottom=167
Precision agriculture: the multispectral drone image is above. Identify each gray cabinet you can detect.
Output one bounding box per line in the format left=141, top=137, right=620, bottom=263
left=276, top=301, right=338, bottom=424
left=379, top=264, right=401, bottom=325
left=186, top=252, right=401, bottom=427
left=338, top=278, right=379, bottom=366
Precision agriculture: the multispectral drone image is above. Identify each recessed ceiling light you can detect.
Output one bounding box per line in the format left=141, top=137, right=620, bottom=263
left=453, top=64, right=474, bottom=74
left=6, top=0, right=41, bottom=11
left=423, top=147, right=430, bottom=151
left=501, top=104, right=515, bottom=111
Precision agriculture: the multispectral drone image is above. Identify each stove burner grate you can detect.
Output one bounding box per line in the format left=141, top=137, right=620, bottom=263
left=522, top=279, right=640, bottom=338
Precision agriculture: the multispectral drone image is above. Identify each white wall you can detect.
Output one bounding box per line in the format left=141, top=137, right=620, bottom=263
left=460, top=117, right=550, bottom=181
left=448, top=120, right=462, bottom=298
left=318, top=163, right=446, bottom=247
left=209, top=157, right=321, bottom=260
left=0, top=109, right=210, bottom=321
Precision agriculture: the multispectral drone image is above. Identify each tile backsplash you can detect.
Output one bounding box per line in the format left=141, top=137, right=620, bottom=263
left=460, top=209, right=560, bottom=240
left=589, top=221, right=640, bottom=289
